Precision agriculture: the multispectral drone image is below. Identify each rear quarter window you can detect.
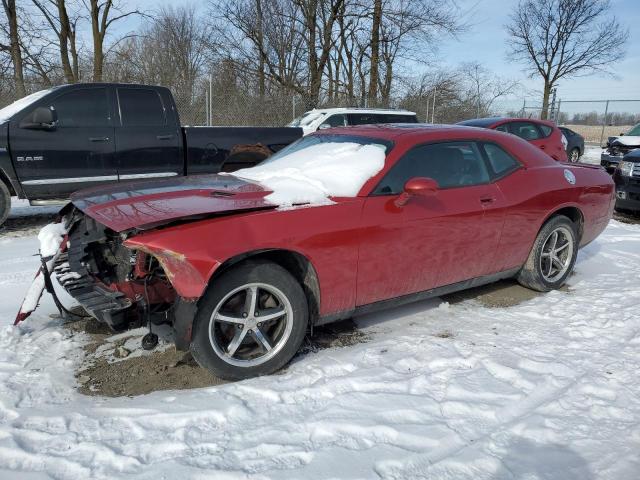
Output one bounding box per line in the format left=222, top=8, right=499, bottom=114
left=539, top=124, right=553, bottom=137
left=481, top=143, right=521, bottom=178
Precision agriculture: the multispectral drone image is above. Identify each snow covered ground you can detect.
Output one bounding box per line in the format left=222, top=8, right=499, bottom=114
left=580, top=146, right=605, bottom=165
left=0, top=200, right=639, bottom=479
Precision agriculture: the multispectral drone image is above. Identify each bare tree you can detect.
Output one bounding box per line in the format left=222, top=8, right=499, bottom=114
left=32, top=0, right=81, bottom=82
left=460, top=62, right=519, bottom=117
left=0, top=0, right=25, bottom=96
left=84, top=0, right=143, bottom=81
left=507, top=0, right=628, bottom=119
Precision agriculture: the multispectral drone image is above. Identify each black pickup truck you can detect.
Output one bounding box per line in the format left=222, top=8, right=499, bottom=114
left=0, top=83, right=302, bottom=225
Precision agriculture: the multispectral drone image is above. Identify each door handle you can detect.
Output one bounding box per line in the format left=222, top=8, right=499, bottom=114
left=156, top=134, right=174, bottom=140
left=89, top=136, right=109, bottom=142
left=540, top=145, right=546, bottom=149
left=480, top=196, right=495, bottom=204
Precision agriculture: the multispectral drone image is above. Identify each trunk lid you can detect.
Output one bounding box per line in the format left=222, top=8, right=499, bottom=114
left=70, top=174, right=275, bottom=232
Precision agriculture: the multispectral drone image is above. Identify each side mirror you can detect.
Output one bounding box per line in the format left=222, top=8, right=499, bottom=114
left=20, top=106, right=57, bottom=130
left=318, top=123, right=331, bottom=130
left=395, top=177, right=438, bottom=206
left=620, top=132, right=625, bottom=136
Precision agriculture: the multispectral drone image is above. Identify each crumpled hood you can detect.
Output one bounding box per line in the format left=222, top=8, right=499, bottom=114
left=70, top=174, right=275, bottom=232
left=611, top=136, right=640, bottom=147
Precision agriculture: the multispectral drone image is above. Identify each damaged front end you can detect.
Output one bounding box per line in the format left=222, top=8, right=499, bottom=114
left=16, top=208, right=199, bottom=350
left=601, top=137, right=640, bottom=173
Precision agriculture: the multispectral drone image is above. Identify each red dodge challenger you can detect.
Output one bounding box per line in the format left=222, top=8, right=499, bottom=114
left=18, top=125, right=614, bottom=379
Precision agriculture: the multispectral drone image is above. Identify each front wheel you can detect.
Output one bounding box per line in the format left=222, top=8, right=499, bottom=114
left=517, top=215, right=578, bottom=292
left=190, top=261, right=308, bottom=380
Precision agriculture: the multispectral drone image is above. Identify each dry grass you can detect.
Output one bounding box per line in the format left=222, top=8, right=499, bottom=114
left=562, top=124, right=631, bottom=144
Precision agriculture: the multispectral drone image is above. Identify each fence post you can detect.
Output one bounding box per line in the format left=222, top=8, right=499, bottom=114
left=521, top=99, right=526, bottom=117
left=209, top=74, right=213, bottom=126
left=600, top=100, right=610, bottom=146
left=205, top=88, right=209, bottom=126
left=431, top=87, right=437, bottom=123
left=556, top=99, right=562, bottom=124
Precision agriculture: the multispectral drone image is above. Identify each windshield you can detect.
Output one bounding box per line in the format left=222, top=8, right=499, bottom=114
left=627, top=123, right=640, bottom=136
left=262, top=134, right=393, bottom=165
left=0, top=88, right=55, bottom=123
left=233, top=134, right=391, bottom=206
left=287, top=111, right=326, bottom=127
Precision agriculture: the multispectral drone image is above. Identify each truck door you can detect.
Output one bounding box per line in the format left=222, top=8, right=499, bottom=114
left=114, top=87, right=182, bottom=181
left=10, top=86, right=116, bottom=200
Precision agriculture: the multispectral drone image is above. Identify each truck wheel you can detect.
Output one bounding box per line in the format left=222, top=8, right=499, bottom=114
left=190, top=261, right=308, bottom=380
left=0, top=182, right=10, bottom=226
left=517, top=215, right=578, bottom=292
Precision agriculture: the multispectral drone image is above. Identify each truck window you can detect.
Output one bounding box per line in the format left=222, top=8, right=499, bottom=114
left=117, top=88, right=166, bottom=126
left=50, top=88, right=109, bottom=127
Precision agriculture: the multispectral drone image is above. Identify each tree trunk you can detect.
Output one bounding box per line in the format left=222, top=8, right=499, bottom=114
left=541, top=79, right=551, bottom=120
left=3, top=0, right=25, bottom=97
left=90, top=0, right=106, bottom=82
left=255, top=0, right=265, bottom=98
left=367, top=0, right=382, bottom=105
left=56, top=0, right=75, bottom=83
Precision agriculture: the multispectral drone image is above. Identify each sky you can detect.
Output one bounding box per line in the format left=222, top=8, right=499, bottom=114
left=119, top=0, right=640, bottom=114
left=436, top=0, right=640, bottom=114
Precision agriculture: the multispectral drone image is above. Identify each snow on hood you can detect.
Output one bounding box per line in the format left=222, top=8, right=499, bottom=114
left=37, top=222, right=67, bottom=257
left=233, top=142, right=386, bottom=206
left=612, top=136, right=640, bottom=147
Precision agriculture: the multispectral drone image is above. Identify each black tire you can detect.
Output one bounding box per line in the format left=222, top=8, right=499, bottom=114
left=517, top=215, right=578, bottom=292
left=0, top=181, right=10, bottom=227
left=190, top=261, right=308, bottom=380
left=569, top=148, right=580, bottom=163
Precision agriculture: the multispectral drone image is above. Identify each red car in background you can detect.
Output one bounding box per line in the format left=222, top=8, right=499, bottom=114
left=18, top=125, right=613, bottom=380
left=458, top=117, right=569, bottom=162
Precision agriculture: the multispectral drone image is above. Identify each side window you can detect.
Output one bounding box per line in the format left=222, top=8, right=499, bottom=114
left=49, top=88, right=109, bottom=127
left=323, top=114, right=347, bottom=127
left=373, top=141, right=490, bottom=195
left=118, top=88, right=165, bottom=127
left=538, top=124, right=553, bottom=137
left=508, top=122, right=541, bottom=140
left=495, top=124, right=509, bottom=133
left=349, top=114, right=378, bottom=125
left=384, top=114, right=417, bottom=123
left=481, top=143, right=520, bottom=178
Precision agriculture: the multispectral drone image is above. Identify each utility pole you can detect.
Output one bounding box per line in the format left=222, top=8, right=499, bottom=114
left=549, top=88, right=557, bottom=122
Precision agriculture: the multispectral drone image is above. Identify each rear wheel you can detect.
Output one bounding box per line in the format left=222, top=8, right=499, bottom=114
left=569, top=148, right=580, bottom=163
left=0, top=182, right=10, bottom=227
left=517, top=215, right=578, bottom=292
left=190, top=261, right=308, bottom=380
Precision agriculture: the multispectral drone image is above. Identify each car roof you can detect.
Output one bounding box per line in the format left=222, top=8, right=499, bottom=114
left=302, top=107, right=417, bottom=116
left=458, top=117, right=557, bottom=128
left=314, top=123, right=518, bottom=143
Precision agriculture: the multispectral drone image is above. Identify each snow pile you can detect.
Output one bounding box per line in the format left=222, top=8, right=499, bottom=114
left=234, top=142, right=386, bottom=206
left=37, top=222, right=67, bottom=257
left=1, top=219, right=640, bottom=479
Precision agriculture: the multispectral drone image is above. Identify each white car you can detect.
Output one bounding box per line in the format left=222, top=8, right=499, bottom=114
left=288, top=108, right=418, bottom=136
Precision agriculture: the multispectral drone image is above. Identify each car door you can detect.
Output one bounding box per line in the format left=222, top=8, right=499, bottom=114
left=114, top=87, right=182, bottom=181
left=10, top=86, right=116, bottom=199
left=356, top=141, right=505, bottom=306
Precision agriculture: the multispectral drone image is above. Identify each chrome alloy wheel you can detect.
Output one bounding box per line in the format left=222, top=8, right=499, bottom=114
left=539, top=226, right=574, bottom=283
left=208, top=283, right=293, bottom=367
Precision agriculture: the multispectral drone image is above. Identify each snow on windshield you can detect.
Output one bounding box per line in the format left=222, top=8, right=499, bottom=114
left=0, top=88, right=53, bottom=123
left=234, top=141, right=386, bottom=206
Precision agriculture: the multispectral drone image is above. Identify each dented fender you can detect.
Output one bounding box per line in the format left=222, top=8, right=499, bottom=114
left=123, top=235, right=221, bottom=300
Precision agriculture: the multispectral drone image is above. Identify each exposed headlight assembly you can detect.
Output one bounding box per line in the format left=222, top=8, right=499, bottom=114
left=619, top=161, right=635, bottom=177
